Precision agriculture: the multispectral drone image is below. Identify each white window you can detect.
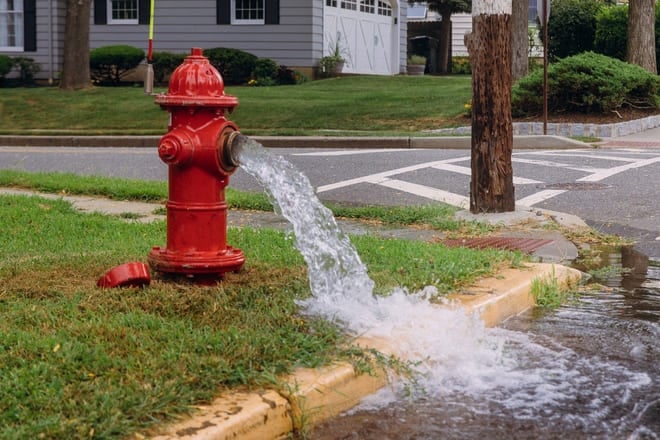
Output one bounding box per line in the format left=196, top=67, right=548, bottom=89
left=0, top=0, right=24, bottom=51
left=108, top=0, right=138, bottom=24
left=340, top=0, right=357, bottom=11
left=326, top=0, right=337, bottom=7
left=232, top=0, right=265, bottom=25
left=360, top=0, right=374, bottom=14
left=377, top=0, right=392, bottom=16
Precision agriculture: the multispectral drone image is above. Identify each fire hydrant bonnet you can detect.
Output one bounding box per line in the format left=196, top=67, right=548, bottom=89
left=155, top=47, right=238, bottom=111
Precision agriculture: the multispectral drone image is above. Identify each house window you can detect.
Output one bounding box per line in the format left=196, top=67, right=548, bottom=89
left=232, top=0, right=265, bottom=24
left=340, top=0, right=356, bottom=11
left=108, top=0, right=138, bottom=24
left=326, top=0, right=337, bottom=7
left=360, top=0, right=374, bottom=14
left=0, top=0, right=24, bottom=51
left=377, top=1, right=392, bottom=16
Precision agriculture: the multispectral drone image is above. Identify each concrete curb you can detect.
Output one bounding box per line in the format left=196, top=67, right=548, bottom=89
left=0, top=134, right=591, bottom=150
left=149, top=263, right=582, bottom=440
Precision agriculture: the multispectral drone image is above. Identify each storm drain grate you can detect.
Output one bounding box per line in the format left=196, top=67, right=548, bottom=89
left=441, top=237, right=554, bottom=254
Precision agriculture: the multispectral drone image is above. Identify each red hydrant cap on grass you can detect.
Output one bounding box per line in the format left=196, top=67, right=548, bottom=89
left=155, top=47, right=239, bottom=110
left=97, top=262, right=151, bottom=289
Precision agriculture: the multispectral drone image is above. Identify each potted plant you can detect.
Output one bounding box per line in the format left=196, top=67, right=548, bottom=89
left=319, top=39, right=346, bottom=77
left=407, top=55, right=427, bottom=76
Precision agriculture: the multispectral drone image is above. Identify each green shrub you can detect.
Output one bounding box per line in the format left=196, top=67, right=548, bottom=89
left=203, top=47, right=258, bottom=85
left=11, top=56, right=41, bottom=85
left=545, top=0, right=603, bottom=61
left=451, top=56, right=471, bottom=74
left=0, top=54, right=12, bottom=79
left=90, top=45, right=145, bottom=85
left=252, top=58, right=278, bottom=83
left=150, top=51, right=185, bottom=85
left=512, top=52, right=659, bottom=116
left=594, top=4, right=628, bottom=61
left=276, top=66, right=301, bottom=85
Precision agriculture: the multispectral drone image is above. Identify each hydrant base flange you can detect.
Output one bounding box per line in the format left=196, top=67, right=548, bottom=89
left=147, top=246, right=245, bottom=277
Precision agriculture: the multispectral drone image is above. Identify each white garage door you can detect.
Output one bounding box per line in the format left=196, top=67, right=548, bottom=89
left=324, top=0, right=398, bottom=75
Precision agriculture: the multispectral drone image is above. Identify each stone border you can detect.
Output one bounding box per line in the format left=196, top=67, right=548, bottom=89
left=430, top=114, right=660, bottom=138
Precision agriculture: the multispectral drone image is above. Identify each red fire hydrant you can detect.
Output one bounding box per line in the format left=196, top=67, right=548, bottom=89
left=147, top=47, right=245, bottom=281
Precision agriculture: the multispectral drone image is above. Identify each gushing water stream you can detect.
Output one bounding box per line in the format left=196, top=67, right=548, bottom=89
left=233, top=135, right=658, bottom=439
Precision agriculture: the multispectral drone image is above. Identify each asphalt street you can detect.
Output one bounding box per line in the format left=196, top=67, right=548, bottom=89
left=0, top=135, right=658, bottom=259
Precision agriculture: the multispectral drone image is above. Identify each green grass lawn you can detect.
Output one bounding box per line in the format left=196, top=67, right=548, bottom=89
left=0, top=75, right=472, bottom=136
left=0, top=172, right=520, bottom=439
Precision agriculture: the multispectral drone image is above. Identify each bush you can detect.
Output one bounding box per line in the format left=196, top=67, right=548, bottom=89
left=90, top=45, right=145, bottom=85
left=11, top=56, right=41, bottom=85
left=545, top=0, right=603, bottom=61
left=275, top=66, right=300, bottom=85
left=150, top=51, right=186, bottom=85
left=0, top=55, right=12, bottom=79
left=452, top=56, right=471, bottom=74
left=252, top=58, right=278, bottom=83
left=203, top=47, right=258, bottom=85
left=512, top=52, right=659, bottom=116
left=594, top=4, right=628, bottom=62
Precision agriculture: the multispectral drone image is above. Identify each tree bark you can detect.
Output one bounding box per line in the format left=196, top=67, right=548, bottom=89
left=466, top=0, right=515, bottom=213
left=627, top=0, right=657, bottom=74
left=60, top=0, right=92, bottom=90
left=511, top=0, right=529, bottom=82
left=437, top=5, right=453, bottom=74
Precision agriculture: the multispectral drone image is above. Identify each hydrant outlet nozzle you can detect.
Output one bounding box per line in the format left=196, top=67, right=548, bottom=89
left=218, top=129, right=242, bottom=173
left=158, top=131, right=194, bottom=165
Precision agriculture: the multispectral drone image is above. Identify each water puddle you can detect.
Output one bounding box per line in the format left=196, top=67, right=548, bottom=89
left=233, top=135, right=659, bottom=439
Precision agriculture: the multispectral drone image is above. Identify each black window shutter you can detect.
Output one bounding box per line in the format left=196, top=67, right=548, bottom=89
left=265, top=0, right=280, bottom=25
left=217, top=0, right=230, bottom=24
left=138, top=0, right=150, bottom=24
left=94, top=0, right=107, bottom=24
left=23, top=0, right=36, bottom=51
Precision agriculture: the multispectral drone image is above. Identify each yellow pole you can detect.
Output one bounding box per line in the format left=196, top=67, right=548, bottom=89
left=145, top=0, right=155, bottom=94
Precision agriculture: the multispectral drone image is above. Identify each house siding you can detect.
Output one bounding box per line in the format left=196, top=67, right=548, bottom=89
left=90, top=0, right=319, bottom=70
left=0, top=0, right=65, bottom=80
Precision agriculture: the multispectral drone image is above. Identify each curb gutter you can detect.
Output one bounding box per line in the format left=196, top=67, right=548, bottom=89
left=149, top=263, right=582, bottom=440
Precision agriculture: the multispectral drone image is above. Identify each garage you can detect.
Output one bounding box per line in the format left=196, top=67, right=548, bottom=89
left=323, top=0, right=400, bottom=75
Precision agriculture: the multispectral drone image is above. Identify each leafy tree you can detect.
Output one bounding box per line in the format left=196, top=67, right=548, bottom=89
left=411, top=0, right=470, bottom=74
left=543, top=0, right=603, bottom=61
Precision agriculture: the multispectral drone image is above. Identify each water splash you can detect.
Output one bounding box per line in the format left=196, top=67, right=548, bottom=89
left=233, top=135, right=654, bottom=434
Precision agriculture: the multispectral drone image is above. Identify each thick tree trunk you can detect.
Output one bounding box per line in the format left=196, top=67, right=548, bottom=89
left=60, top=0, right=92, bottom=90
left=437, top=5, right=452, bottom=74
left=466, top=0, right=515, bottom=213
left=627, top=0, right=657, bottom=74
left=511, top=0, right=529, bottom=82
